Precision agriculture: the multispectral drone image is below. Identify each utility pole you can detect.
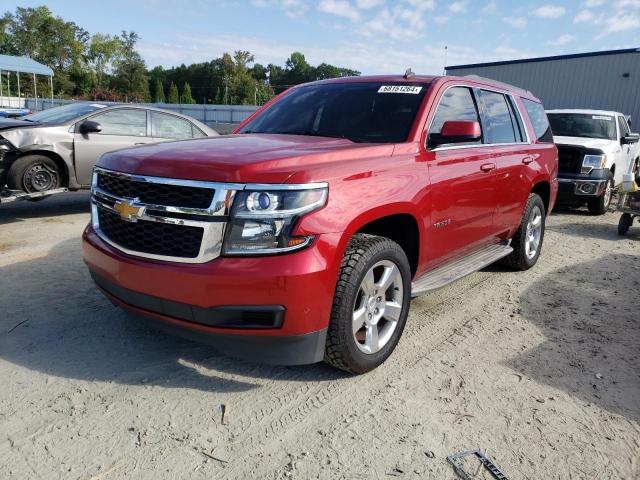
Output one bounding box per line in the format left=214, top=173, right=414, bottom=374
left=443, top=45, right=448, bottom=75
left=33, top=73, right=38, bottom=111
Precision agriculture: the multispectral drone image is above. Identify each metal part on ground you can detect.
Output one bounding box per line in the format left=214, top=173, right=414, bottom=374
left=447, top=450, right=508, bottom=480
left=0, top=187, right=68, bottom=204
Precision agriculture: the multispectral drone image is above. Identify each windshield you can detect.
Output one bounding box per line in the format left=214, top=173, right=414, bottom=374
left=239, top=82, right=429, bottom=143
left=548, top=113, right=616, bottom=140
left=24, top=103, right=108, bottom=123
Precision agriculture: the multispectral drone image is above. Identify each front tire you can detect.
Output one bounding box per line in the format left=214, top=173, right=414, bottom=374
left=324, top=234, right=411, bottom=374
left=7, top=154, right=62, bottom=194
left=501, top=193, right=546, bottom=271
left=587, top=173, right=614, bottom=215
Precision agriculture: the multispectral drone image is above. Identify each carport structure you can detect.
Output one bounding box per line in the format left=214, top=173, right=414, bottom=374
left=0, top=54, right=54, bottom=111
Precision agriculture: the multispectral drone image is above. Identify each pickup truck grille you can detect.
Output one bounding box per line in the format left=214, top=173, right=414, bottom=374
left=97, top=171, right=215, bottom=209
left=91, top=167, right=242, bottom=263
left=557, top=146, right=583, bottom=174
left=97, top=208, right=204, bottom=258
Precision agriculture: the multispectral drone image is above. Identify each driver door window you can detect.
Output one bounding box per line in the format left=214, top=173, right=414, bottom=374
left=73, top=109, right=150, bottom=185
left=90, top=109, right=147, bottom=136
left=618, top=115, right=630, bottom=139
left=428, top=86, right=482, bottom=145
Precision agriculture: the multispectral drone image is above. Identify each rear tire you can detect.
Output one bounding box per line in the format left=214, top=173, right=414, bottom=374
left=618, top=213, right=632, bottom=236
left=7, top=154, right=62, bottom=195
left=587, top=174, right=614, bottom=215
left=324, top=234, right=411, bottom=374
left=501, top=193, right=546, bottom=271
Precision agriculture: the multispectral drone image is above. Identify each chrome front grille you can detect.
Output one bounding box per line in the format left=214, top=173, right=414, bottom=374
left=97, top=172, right=215, bottom=209
left=91, top=167, right=244, bottom=263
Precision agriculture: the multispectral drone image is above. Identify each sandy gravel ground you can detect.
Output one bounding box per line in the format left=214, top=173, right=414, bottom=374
left=0, top=193, right=639, bottom=479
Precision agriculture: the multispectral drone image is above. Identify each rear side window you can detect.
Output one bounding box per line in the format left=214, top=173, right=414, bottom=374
left=507, top=96, right=527, bottom=142
left=428, top=86, right=481, bottom=137
left=477, top=90, right=517, bottom=144
left=522, top=99, right=553, bottom=142
left=152, top=112, right=193, bottom=139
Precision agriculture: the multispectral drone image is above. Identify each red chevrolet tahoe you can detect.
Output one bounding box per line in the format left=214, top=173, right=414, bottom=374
left=83, top=74, right=558, bottom=373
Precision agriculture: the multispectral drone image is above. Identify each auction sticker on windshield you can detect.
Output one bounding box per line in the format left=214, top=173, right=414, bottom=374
left=378, top=86, right=422, bottom=94
left=592, top=115, right=612, bottom=121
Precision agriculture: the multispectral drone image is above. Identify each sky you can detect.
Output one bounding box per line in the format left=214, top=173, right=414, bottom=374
left=6, top=0, right=640, bottom=74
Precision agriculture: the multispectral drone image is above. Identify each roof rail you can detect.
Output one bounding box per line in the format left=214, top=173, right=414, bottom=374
left=462, top=74, right=533, bottom=96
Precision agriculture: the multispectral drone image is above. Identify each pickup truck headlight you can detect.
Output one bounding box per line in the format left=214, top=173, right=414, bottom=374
left=581, top=154, right=606, bottom=174
left=222, top=184, right=328, bottom=255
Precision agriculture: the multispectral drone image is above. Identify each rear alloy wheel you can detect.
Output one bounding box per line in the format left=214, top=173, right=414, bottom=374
left=7, top=154, right=62, bottom=194
left=587, top=174, right=614, bottom=215
left=501, top=193, right=546, bottom=271
left=324, top=234, right=411, bottom=374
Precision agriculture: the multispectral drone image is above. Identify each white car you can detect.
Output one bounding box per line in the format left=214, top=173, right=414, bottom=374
left=547, top=109, right=640, bottom=214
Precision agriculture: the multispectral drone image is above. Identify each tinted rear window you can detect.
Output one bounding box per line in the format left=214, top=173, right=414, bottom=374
left=523, top=99, right=553, bottom=142
left=240, top=82, right=429, bottom=143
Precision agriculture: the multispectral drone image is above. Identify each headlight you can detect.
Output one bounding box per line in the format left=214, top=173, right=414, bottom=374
left=222, top=184, right=328, bottom=255
left=581, top=154, right=606, bottom=174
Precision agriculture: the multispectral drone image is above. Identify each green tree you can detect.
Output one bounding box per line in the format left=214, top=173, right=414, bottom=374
left=284, top=52, right=311, bottom=85
left=1, top=6, right=89, bottom=96
left=111, top=31, right=149, bottom=101
left=87, top=33, right=122, bottom=88
left=181, top=82, right=195, bottom=104
left=233, top=50, right=254, bottom=71
left=154, top=79, right=165, bottom=103
left=167, top=82, right=179, bottom=103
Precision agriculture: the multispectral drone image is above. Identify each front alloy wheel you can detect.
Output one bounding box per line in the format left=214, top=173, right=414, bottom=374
left=352, top=260, right=404, bottom=354
left=325, top=234, right=411, bottom=374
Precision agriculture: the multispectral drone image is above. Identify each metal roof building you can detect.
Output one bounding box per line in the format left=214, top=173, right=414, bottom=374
left=446, top=48, right=640, bottom=131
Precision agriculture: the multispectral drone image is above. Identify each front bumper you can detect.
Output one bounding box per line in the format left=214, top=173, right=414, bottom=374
left=83, top=225, right=342, bottom=365
left=557, top=169, right=610, bottom=202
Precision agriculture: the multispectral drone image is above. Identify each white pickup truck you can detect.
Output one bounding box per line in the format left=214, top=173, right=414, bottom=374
left=547, top=109, right=640, bottom=214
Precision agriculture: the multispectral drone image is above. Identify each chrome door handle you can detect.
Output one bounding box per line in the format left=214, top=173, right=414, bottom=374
left=134, top=142, right=146, bottom=145
left=480, top=162, right=496, bottom=172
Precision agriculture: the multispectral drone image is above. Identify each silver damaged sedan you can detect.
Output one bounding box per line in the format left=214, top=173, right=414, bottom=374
left=0, top=103, right=218, bottom=193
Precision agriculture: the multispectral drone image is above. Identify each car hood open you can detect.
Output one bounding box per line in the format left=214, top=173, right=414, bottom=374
left=97, top=134, right=394, bottom=184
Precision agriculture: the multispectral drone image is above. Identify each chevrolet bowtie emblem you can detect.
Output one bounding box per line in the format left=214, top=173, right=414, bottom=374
left=114, top=199, right=143, bottom=222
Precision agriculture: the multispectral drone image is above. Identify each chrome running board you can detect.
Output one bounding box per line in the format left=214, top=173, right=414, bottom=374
left=411, top=242, right=513, bottom=297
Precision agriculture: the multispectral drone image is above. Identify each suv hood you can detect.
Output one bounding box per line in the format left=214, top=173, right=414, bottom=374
left=97, top=134, right=394, bottom=184
left=553, top=135, right=616, bottom=152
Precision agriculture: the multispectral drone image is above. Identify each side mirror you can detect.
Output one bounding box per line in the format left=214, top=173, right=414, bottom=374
left=428, top=121, right=481, bottom=148
left=78, top=120, right=102, bottom=135
left=622, top=133, right=639, bottom=145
